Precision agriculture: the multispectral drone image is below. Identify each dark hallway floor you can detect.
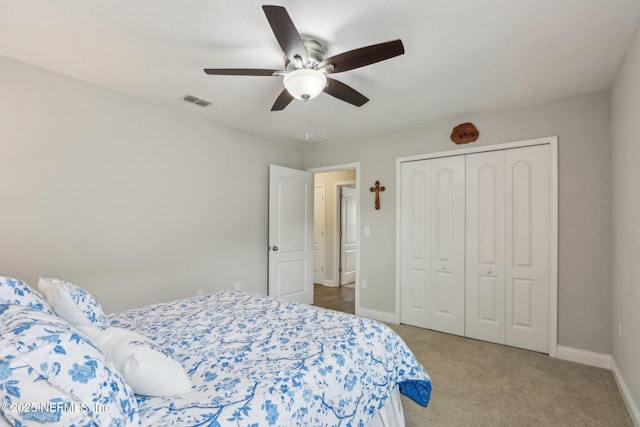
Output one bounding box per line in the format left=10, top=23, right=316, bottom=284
left=313, top=284, right=355, bottom=314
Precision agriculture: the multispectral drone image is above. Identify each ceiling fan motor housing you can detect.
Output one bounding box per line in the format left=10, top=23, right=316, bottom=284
left=285, top=37, right=326, bottom=70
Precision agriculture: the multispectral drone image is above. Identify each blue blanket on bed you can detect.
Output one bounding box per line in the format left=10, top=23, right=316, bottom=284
left=110, top=291, right=431, bottom=426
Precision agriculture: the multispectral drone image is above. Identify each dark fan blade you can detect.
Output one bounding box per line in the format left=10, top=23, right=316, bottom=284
left=262, top=5, right=308, bottom=64
left=204, top=68, right=280, bottom=76
left=323, top=78, right=369, bottom=107
left=319, top=39, right=404, bottom=74
left=271, top=88, right=295, bottom=111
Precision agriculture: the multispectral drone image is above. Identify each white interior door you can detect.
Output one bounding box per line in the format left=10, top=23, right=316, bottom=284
left=430, top=156, right=466, bottom=336
left=268, top=165, right=314, bottom=304
left=313, top=185, right=326, bottom=285
left=399, top=157, right=465, bottom=334
left=400, top=160, right=431, bottom=329
left=340, top=186, right=357, bottom=285
left=466, top=150, right=506, bottom=344
left=505, top=145, right=550, bottom=353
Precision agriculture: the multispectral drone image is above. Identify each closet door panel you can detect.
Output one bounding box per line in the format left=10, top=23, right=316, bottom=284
left=430, top=156, right=465, bottom=336
left=400, top=161, right=431, bottom=328
left=465, top=151, right=506, bottom=344
left=505, top=145, right=550, bottom=353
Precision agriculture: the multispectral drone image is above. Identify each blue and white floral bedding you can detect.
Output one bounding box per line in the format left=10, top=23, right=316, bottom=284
left=110, top=291, right=431, bottom=426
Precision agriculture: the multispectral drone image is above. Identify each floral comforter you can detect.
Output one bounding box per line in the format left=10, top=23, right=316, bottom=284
left=109, top=291, right=431, bottom=426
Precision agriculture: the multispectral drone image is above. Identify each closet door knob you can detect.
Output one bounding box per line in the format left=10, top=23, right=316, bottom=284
left=442, top=265, right=447, bottom=270
left=487, top=268, right=492, bottom=274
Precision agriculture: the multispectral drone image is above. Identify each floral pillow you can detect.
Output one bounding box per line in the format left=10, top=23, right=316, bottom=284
left=0, top=303, right=140, bottom=426
left=0, top=276, right=54, bottom=315
left=38, top=277, right=109, bottom=327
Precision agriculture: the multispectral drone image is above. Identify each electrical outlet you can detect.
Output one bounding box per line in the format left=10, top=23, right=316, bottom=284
left=618, top=323, right=623, bottom=341
left=234, top=282, right=241, bottom=291
left=360, top=278, right=367, bottom=289
left=196, top=289, right=204, bottom=296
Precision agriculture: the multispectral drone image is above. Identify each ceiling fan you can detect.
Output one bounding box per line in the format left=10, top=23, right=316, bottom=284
left=204, top=5, right=405, bottom=111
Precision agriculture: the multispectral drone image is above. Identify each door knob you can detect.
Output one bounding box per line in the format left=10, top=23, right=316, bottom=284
left=486, top=268, right=492, bottom=274
left=272, top=245, right=279, bottom=252
left=442, top=265, right=447, bottom=270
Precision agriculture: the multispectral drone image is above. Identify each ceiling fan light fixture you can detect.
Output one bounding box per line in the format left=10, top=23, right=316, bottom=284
left=283, top=69, right=327, bottom=101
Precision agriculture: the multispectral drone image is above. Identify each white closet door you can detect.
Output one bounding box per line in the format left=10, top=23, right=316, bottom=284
left=430, top=156, right=466, bottom=336
left=505, top=145, right=550, bottom=353
left=400, top=161, right=431, bottom=328
left=465, top=150, right=506, bottom=344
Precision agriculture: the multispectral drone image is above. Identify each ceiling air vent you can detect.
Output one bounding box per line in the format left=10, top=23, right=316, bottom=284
left=183, top=94, right=211, bottom=107
left=294, top=133, right=327, bottom=144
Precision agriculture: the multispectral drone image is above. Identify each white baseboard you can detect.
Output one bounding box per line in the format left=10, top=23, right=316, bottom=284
left=319, top=280, right=337, bottom=287
left=556, top=345, right=612, bottom=369
left=356, top=307, right=396, bottom=324
left=612, top=359, right=640, bottom=427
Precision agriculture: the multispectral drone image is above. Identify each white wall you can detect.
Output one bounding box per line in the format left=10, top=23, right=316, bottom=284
left=611, top=23, right=640, bottom=423
left=0, top=55, right=303, bottom=313
left=304, top=90, right=612, bottom=355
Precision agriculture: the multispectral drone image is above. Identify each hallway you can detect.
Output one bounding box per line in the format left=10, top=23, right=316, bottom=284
left=313, top=284, right=355, bottom=314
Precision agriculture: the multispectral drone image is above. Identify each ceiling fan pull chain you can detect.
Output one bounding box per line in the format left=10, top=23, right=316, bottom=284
left=300, top=101, right=314, bottom=142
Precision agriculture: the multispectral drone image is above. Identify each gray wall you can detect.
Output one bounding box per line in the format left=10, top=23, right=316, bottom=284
left=0, top=55, right=303, bottom=313
left=612, top=23, right=640, bottom=421
left=304, top=90, right=612, bottom=355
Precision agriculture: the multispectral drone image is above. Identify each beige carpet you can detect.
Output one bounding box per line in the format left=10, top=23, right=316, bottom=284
left=389, top=324, right=633, bottom=427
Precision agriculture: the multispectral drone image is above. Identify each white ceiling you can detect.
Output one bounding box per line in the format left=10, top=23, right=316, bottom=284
left=1, top=0, right=639, bottom=144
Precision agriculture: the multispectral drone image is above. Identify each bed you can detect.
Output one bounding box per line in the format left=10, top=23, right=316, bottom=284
left=0, top=276, right=431, bottom=426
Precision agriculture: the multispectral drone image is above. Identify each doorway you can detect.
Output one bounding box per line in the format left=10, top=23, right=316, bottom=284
left=309, top=164, right=360, bottom=315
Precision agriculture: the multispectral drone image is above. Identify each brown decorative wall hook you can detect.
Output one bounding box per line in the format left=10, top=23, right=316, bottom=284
left=451, top=122, right=479, bottom=144
left=369, top=180, right=385, bottom=210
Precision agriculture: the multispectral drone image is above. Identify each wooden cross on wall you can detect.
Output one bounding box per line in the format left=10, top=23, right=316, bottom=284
left=369, top=180, right=385, bottom=210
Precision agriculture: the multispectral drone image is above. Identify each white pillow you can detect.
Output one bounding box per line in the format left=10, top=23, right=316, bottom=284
left=38, top=277, right=109, bottom=327
left=78, top=325, right=192, bottom=397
